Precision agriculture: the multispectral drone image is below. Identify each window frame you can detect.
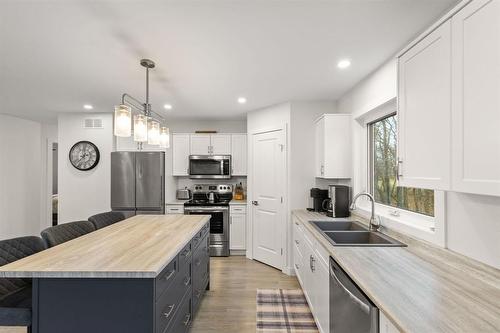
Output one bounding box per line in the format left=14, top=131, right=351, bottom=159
left=352, top=98, right=446, bottom=247
left=367, top=113, right=435, bottom=218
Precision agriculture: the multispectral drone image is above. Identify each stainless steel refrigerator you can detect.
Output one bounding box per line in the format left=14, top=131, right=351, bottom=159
left=111, top=152, right=165, bottom=217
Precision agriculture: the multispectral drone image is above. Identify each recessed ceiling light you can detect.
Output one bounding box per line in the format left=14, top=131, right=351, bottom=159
left=164, top=104, right=173, bottom=110
left=237, top=97, right=247, bottom=104
left=337, top=59, right=351, bottom=69
left=83, top=104, right=93, bottom=110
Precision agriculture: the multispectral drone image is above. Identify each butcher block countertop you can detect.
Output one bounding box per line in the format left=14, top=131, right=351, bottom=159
left=0, top=215, right=210, bottom=279
left=293, top=209, right=500, bottom=333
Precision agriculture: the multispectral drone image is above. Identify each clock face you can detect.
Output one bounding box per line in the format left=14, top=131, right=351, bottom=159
left=69, top=141, right=100, bottom=171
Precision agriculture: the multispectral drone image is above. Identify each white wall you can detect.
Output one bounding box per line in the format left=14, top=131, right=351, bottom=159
left=290, top=101, right=337, bottom=210
left=337, top=58, right=500, bottom=268
left=0, top=114, right=43, bottom=238
left=58, top=113, right=114, bottom=223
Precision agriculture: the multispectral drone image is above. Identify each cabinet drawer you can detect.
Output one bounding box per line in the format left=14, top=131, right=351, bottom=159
left=156, top=263, right=191, bottom=333
left=192, top=224, right=209, bottom=250
left=167, top=292, right=192, bottom=333
left=230, top=206, right=246, bottom=215
left=178, top=241, right=192, bottom=271
left=166, top=205, right=184, bottom=214
left=155, top=257, right=178, bottom=300
left=192, top=255, right=209, bottom=315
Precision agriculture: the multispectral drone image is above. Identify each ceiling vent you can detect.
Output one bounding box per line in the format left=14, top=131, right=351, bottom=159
left=84, top=118, right=103, bottom=129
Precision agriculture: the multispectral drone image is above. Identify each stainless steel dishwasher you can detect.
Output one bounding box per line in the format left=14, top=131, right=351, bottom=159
left=330, top=257, right=379, bottom=332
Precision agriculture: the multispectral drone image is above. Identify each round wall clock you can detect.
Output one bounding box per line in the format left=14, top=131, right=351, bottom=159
left=69, top=141, right=100, bottom=171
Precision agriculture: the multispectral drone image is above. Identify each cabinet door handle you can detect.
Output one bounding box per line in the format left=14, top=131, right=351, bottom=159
left=320, top=165, right=324, bottom=176
left=252, top=201, right=259, bottom=206
left=295, top=263, right=299, bottom=270
left=195, top=290, right=202, bottom=298
left=397, top=160, right=403, bottom=180
left=163, top=304, right=175, bottom=318
left=310, top=255, right=315, bottom=272
left=295, top=240, right=299, bottom=245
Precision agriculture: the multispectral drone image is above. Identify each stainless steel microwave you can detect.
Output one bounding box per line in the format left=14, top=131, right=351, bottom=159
left=189, top=155, right=231, bottom=179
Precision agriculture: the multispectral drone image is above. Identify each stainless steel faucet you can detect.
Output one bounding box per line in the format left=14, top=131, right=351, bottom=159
left=350, top=192, right=380, bottom=232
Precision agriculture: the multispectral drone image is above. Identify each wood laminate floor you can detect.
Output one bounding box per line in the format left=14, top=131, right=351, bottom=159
left=190, top=256, right=300, bottom=333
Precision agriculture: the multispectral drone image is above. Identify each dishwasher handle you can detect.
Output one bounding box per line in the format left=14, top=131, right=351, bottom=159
left=330, top=262, right=370, bottom=315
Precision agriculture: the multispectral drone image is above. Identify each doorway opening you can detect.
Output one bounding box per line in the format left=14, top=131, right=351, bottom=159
left=52, top=142, right=58, bottom=226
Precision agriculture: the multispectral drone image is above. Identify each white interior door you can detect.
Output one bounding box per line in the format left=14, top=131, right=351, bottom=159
left=251, top=130, right=285, bottom=270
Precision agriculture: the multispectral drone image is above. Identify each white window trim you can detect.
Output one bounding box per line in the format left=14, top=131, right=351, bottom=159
left=353, top=98, right=446, bottom=247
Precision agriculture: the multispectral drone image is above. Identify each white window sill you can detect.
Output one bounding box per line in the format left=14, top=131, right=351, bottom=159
left=354, top=197, right=445, bottom=247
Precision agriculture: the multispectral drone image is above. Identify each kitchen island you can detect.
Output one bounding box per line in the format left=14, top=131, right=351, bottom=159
left=0, top=214, right=211, bottom=333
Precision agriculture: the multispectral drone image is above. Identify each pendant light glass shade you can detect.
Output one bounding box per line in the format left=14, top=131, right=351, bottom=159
left=147, top=120, right=160, bottom=145
left=159, top=127, right=170, bottom=148
left=114, top=105, right=132, bottom=137
left=133, top=114, right=148, bottom=142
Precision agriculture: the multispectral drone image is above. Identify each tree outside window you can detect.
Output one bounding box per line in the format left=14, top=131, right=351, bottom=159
left=370, top=114, right=434, bottom=216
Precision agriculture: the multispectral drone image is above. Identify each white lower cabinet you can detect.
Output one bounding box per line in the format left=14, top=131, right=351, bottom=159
left=379, top=311, right=401, bottom=333
left=166, top=204, right=184, bottom=214
left=230, top=205, right=246, bottom=251
left=293, top=217, right=329, bottom=333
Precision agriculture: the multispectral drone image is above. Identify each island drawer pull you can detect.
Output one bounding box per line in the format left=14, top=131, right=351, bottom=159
left=181, top=249, right=191, bottom=257
left=163, top=269, right=176, bottom=281
left=163, top=304, right=175, bottom=318
left=183, top=313, right=191, bottom=326
left=195, top=290, right=201, bottom=298
left=195, top=259, right=202, bottom=266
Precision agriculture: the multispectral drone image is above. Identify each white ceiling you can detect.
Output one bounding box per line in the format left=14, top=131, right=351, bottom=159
left=0, top=0, right=458, bottom=122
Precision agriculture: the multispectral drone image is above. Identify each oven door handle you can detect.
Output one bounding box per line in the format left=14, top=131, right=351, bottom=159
left=184, top=207, right=229, bottom=212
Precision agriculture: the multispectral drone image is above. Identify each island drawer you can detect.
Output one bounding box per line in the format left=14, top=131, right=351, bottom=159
left=155, top=257, right=179, bottom=300
left=166, top=291, right=192, bottom=333
left=156, top=263, right=192, bottom=333
left=192, top=231, right=204, bottom=250
left=192, top=259, right=209, bottom=315
left=178, top=241, right=192, bottom=271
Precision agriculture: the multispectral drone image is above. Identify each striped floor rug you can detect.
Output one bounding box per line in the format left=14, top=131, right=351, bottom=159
left=257, top=289, right=319, bottom=333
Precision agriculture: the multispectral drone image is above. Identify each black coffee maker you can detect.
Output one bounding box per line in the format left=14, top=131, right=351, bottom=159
left=308, top=188, right=329, bottom=212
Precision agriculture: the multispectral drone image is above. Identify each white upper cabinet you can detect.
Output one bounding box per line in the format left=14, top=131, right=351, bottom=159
left=231, top=134, right=247, bottom=176
left=315, top=114, right=351, bottom=179
left=172, top=134, right=190, bottom=176
left=398, top=21, right=452, bottom=190
left=190, top=134, right=231, bottom=155
left=190, top=134, right=211, bottom=155
left=172, top=132, right=246, bottom=177
left=211, top=134, right=231, bottom=155
left=451, top=0, right=500, bottom=196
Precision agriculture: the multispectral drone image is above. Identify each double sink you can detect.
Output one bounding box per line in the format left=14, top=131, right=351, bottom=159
left=310, top=221, right=406, bottom=247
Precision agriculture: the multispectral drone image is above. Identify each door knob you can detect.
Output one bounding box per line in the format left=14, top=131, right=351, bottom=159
left=252, top=200, right=259, bottom=206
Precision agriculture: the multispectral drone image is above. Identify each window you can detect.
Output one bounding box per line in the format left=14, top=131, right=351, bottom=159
left=369, top=114, right=434, bottom=216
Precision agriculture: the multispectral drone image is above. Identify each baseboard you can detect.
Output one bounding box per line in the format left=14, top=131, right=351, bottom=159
left=282, top=265, right=296, bottom=276
left=230, top=250, right=246, bottom=256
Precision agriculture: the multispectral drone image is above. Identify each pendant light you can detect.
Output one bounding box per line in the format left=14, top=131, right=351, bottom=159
left=133, top=114, right=148, bottom=142
left=113, top=105, right=132, bottom=137
left=147, top=120, right=160, bottom=145
left=159, top=126, right=170, bottom=148
left=115, top=59, right=170, bottom=149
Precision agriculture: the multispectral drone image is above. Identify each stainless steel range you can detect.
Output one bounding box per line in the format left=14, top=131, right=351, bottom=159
left=184, top=184, right=232, bottom=256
